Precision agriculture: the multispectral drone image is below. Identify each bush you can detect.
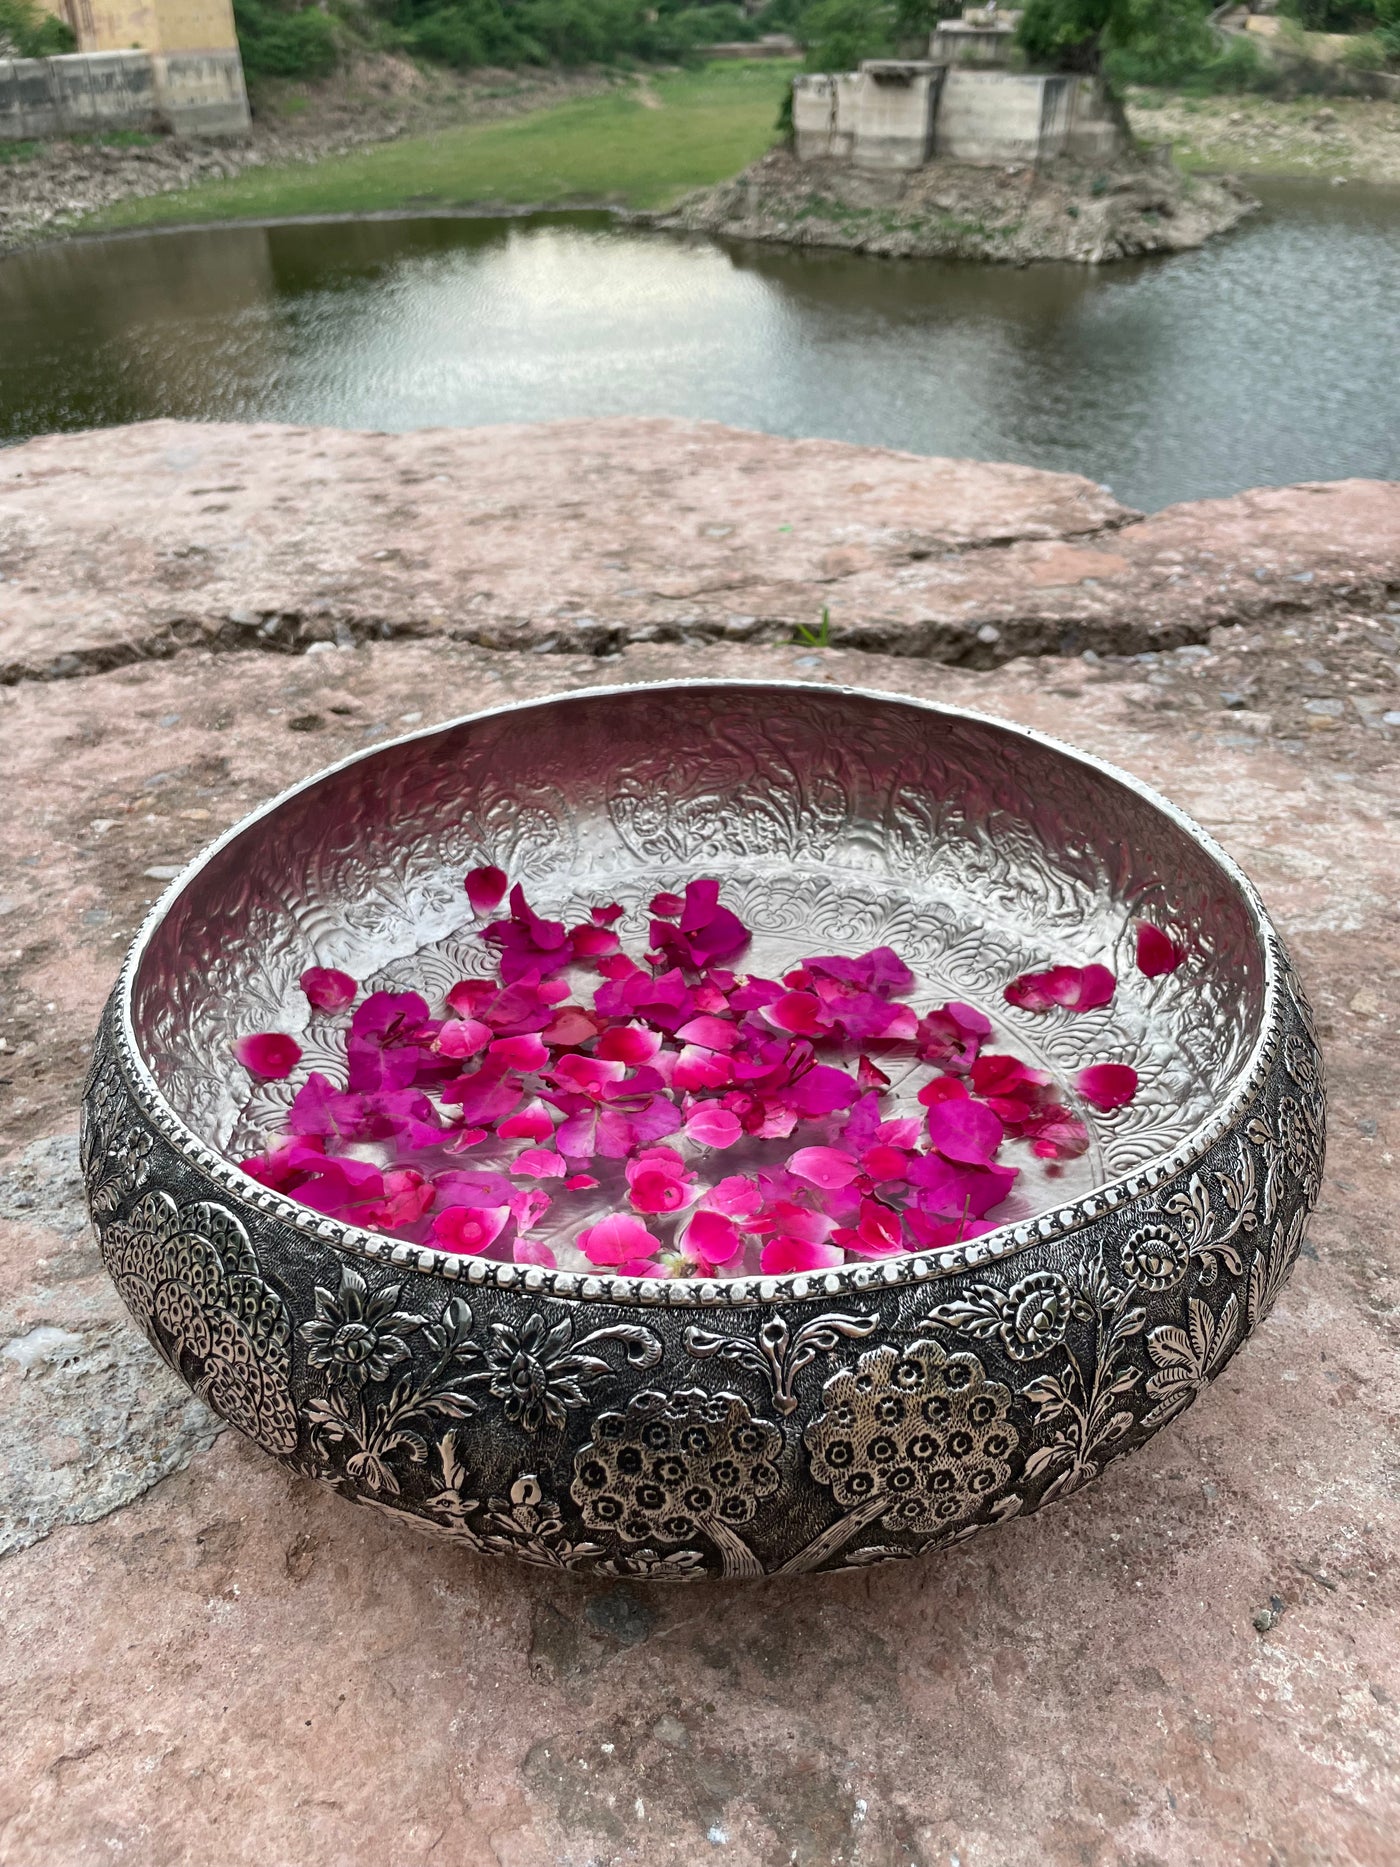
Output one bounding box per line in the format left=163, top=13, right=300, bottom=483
left=233, top=0, right=338, bottom=79
left=799, top=0, right=893, bottom=71
left=0, top=0, right=77, bottom=56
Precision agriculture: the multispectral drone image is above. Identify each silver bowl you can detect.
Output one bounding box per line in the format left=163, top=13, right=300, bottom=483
left=82, top=683, right=1324, bottom=1578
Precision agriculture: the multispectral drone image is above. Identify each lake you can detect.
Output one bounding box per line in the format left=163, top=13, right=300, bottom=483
left=2, top=179, right=1397, bottom=510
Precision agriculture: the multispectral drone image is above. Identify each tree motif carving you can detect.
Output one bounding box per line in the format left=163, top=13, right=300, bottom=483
left=571, top=1389, right=782, bottom=1578
left=98, top=1190, right=298, bottom=1455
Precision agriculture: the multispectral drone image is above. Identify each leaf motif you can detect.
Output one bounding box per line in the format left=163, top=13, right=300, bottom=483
left=1022, top=1443, right=1067, bottom=1480
left=1147, top=1325, right=1192, bottom=1370
left=1021, top=1372, right=1068, bottom=1408
left=927, top=1288, right=1009, bottom=1341
left=577, top=1323, right=663, bottom=1370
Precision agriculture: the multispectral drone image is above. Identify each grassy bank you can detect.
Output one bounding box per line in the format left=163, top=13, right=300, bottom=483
left=1126, top=88, right=1400, bottom=182
left=80, top=60, right=797, bottom=234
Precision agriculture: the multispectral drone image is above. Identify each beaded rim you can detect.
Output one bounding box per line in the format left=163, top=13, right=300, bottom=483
left=111, top=680, right=1282, bottom=1308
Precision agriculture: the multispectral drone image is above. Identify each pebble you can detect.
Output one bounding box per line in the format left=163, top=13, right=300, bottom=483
left=142, top=865, right=182, bottom=881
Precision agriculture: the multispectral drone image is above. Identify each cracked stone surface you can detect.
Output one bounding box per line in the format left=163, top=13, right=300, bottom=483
left=0, top=421, right=1397, bottom=1866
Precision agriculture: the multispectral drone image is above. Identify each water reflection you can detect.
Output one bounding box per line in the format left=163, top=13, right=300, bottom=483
left=2, top=182, right=1397, bottom=510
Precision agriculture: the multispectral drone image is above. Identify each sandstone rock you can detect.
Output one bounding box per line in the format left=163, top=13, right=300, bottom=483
left=4, top=420, right=1400, bottom=687
left=0, top=420, right=1397, bottom=1865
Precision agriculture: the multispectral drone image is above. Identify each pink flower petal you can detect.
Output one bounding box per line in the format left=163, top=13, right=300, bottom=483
left=701, top=1174, right=765, bottom=1221
left=1136, top=923, right=1183, bottom=978
left=684, top=1104, right=743, bottom=1149
left=464, top=865, right=508, bottom=914
left=925, top=1097, right=1005, bottom=1167
left=596, top=1024, right=662, bottom=1066
left=300, top=967, right=358, bottom=1014
left=497, top=1099, right=556, bottom=1143
left=513, top=1236, right=557, bottom=1268
left=672, top=1045, right=733, bottom=1092
left=649, top=892, right=684, bottom=918
left=760, top=1235, right=844, bottom=1274
left=683, top=1209, right=744, bottom=1272
left=675, top=1014, right=738, bottom=1052
left=591, top=902, right=625, bottom=926
left=1077, top=1063, right=1139, bottom=1112
left=234, top=1032, right=303, bottom=1080
left=436, top=1017, right=492, bottom=1059
left=510, top=1148, right=568, bottom=1179
left=490, top=1032, right=550, bottom=1072
left=565, top=1172, right=599, bottom=1191
left=579, top=1213, right=659, bottom=1267
left=540, top=1006, right=600, bottom=1048
left=432, top=1204, right=510, bottom=1255
left=1004, top=964, right=1116, bottom=1014
left=786, top=1145, right=859, bottom=1190
left=761, top=991, right=832, bottom=1039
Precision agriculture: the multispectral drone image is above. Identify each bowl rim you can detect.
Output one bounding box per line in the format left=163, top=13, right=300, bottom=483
left=108, top=678, right=1282, bottom=1309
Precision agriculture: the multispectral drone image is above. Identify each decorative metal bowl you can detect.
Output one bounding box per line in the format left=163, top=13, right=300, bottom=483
left=82, top=683, right=1324, bottom=1579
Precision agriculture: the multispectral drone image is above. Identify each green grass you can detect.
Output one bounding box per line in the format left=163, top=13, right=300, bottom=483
left=81, top=60, right=798, bottom=233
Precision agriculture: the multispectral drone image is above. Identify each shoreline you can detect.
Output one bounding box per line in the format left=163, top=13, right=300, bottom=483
left=3, top=68, right=1400, bottom=259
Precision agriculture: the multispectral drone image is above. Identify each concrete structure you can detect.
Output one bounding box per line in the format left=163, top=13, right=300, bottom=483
left=1, top=0, right=248, bottom=138
left=794, top=60, right=1123, bottom=169
left=930, top=8, right=1021, bottom=66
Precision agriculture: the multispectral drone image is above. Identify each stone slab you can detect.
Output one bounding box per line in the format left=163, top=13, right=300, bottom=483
left=0, top=422, right=1398, bottom=1866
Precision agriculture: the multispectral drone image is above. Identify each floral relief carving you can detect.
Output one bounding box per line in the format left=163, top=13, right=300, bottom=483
left=925, top=1270, right=1072, bottom=1362
left=571, top=1389, right=782, bottom=1578
left=1142, top=1292, right=1240, bottom=1428
left=302, top=1280, right=663, bottom=1491
left=1019, top=1262, right=1145, bottom=1507
left=81, top=1057, right=153, bottom=1216
left=683, top=1311, right=880, bottom=1416
left=98, top=1190, right=298, bottom=1456
left=785, top=1337, right=1018, bottom=1573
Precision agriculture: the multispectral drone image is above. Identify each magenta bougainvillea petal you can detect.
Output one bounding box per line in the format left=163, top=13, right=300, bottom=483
left=1077, top=1063, right=1139, bottom=1112
left=759, top=1235, right=844, bottom=1274
left=924, top=1097, right=1005, bottom=1167
left=578, top=1213, right=659, bottom=1267
left=300, top=967, right=358, bottom=1014
left=234, top=1032, right=303, bottom=1080
left=683, top=1104, right=743, bottom=1149
left=1004, top=963, right=1116, bottom=1014
left=682, top=1208, right=745, bottom=1272
left=1135, top=923, right=1184, bottom=977
left=786, top=1146, right=859, bottom=1190
left=464, top=866, right=508, bottom=914
left=432, top=1204, right=510, bottom=1255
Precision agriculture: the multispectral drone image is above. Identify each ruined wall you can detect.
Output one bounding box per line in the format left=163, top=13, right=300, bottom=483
left=0, top=44, right=247, bottom=136
left=794, top=63, right=1124, bottom=171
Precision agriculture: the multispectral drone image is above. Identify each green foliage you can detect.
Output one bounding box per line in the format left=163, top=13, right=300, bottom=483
left=234, top=0, right=338, bottom=79
left=799, top=0, right=892, bottom=71
left=1018, top=0, right=1214, bottom=75
left=0, top=0, right=76, bottom=56
left=1279, top=0, right=1377, bottom=28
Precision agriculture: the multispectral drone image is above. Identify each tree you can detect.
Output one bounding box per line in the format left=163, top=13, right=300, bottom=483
left=1016, top=0, right=1214, bottom=75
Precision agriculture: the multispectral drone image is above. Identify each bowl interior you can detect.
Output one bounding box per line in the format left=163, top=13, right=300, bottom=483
left=129, top=683, right=1267, bottom=1264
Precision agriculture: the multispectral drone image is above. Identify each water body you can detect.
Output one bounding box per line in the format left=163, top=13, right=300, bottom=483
left=2, top=180, right=1397, bottom=510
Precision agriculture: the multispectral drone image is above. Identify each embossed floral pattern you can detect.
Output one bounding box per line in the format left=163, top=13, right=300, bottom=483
left=99, top=1190, right=298, bottom=1455
left=789, top=1338, right=1017, bottom=1571
left=1142, top=1293, right=1239, bottom=1427
left=1118, top=1223, right=1190, bottom=1292
left=481, top=1314, right=662, bottom=1434
left=927, top=1270, right=1071, bottom=1362
left=300, top=1265, right=419, bottom=1390
left=572, top=1389, right=781, bottom=1577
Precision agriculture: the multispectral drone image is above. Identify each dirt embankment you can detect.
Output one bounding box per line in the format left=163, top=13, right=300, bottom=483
left=653, top=145, right=1257, bottom=265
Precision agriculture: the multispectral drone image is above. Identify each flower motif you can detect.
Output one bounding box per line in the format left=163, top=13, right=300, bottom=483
left=482, top=1313, right=617, bottom=1433
left=805, top=1337, right=1017, bottom=1537
left=1003, top=1272, right=1071, bottom=1359
left=300, top=1264, right=419, bottom=1390
left=572, top=1389, right=781, bottom=1571
left=479, top=1475, right=603, bottom=1569
left=1118, top=1223, right=1190, bottom=1291
left=1283, top=1034, right=1319, bottom=1096
left=1276, top=1095, right=1321, bottom=1187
